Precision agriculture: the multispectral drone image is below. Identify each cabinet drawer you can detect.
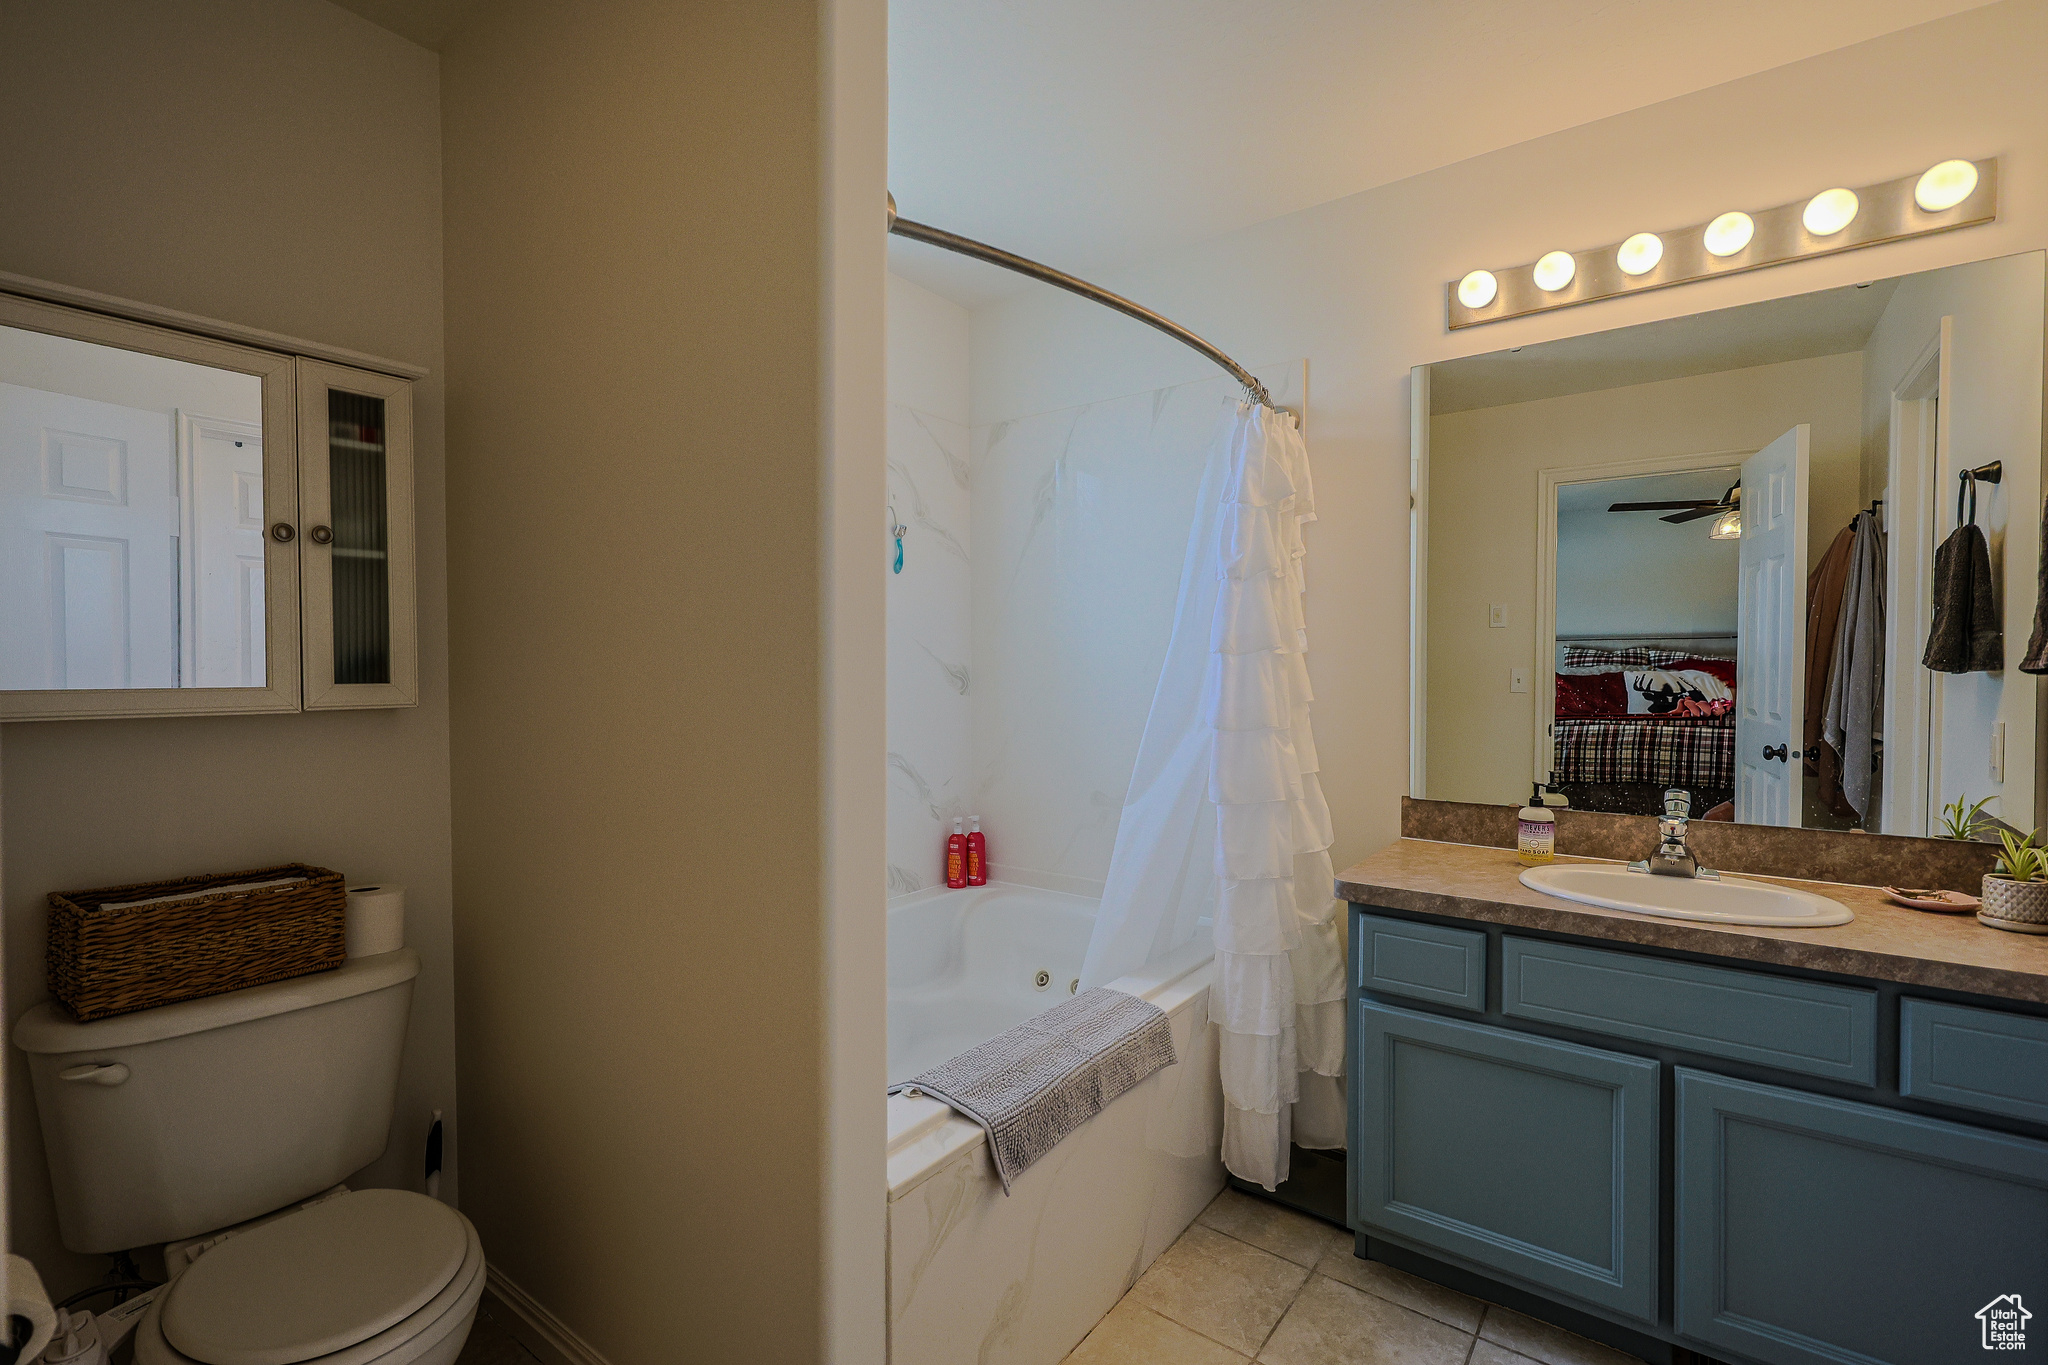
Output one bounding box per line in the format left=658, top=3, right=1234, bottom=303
left=1502, top=937, right=1876, bottom=1085
left=1353, top=999, right=1660, bottom=1323
left=1675, top=1069, right=2048, bottom=1364
left=1354, top=912, right=1486, bottom=1011
left=1902, top=999, right=2048, bottom=1125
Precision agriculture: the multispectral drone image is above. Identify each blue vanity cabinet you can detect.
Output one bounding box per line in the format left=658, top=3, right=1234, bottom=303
left=1674, top=1068, right=2048, bottom=1365
left=1352, top=999, right=1661, bottom=1323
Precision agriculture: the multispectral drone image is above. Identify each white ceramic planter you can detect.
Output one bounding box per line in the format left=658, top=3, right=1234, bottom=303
left=1979, top=875, right=2048, bottom=933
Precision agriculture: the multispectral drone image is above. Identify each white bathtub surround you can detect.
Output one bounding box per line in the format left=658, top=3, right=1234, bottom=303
left=1079, top=401, right=1345, bottom=1192
left=886, top=885, right=1223, bottom=1365
left=970, top=366, right=1306, bottom=898
left=886, top=398, right=974, bottom=895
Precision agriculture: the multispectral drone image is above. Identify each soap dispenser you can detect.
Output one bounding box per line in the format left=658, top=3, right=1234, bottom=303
left=1517, top=783, right=1556, bottom=866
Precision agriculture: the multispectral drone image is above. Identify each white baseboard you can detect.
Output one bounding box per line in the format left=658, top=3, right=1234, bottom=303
left=484, top=1265, right=613, bottom=1365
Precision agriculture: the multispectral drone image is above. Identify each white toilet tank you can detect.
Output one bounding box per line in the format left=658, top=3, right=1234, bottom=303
left=13, top=949, right=419, bottom=1254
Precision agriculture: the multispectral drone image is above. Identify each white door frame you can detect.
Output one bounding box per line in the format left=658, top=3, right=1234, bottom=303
left=1881, top=320, right=1950, bottom=837
left=1409, top=365, right=1430, bottom=796
left=177, top=410, right=265, bottom=686
left=1533, top=449, right=1752, bottom=788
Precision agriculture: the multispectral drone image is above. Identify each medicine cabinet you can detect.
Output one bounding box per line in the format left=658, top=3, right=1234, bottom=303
left=0, top=287, right=419, bottom=720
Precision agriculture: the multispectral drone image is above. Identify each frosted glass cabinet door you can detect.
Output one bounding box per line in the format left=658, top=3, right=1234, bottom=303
left=296, top=357, right=416, bottom=709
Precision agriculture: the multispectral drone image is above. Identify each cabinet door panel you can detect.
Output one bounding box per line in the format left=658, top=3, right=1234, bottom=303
left=297, top=357, right=416, bottom=709
left=1353, top=1000, right=1660, bottom=1323
left=1676, top=1068, right=2048, bottom=1365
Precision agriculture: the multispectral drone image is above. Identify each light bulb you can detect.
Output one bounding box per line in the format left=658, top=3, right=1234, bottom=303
left=1616, top=233, right=1663, bottom=276
left=1915, top=159, right=1979, bottom=212
left=1709, top=507, right=1742, bottom=540
left=1703, top=212, right=1754, bottom=257
left=1457, top=270, right=1499, bottom=309
left=1532, top=251, right=1576, bottom=292
left=1803, top=187, right=1859, bottom=236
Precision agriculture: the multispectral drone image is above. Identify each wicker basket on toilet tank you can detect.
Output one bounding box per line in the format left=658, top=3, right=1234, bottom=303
left=47, top=863, right=346, bottom=1021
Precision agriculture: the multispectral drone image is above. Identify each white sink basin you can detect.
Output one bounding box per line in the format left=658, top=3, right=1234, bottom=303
left=1519, top=863, right=1855, bottom=927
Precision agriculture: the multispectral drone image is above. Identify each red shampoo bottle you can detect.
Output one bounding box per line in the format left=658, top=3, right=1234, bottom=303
left=966, top=817, right=988, bottom=886
left=946, top=817, right=968, bottom=889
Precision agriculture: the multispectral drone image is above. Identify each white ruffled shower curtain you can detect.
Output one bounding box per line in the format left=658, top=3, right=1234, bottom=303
left=1078, top=399, right=1346, bottom=1191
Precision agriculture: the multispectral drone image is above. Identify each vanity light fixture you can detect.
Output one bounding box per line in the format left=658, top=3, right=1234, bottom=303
left=1802, top=187, right=1860, bottom=237
left=1915, top=158, right=1980, bottom=212
left=1532, top=251, right=1576, bottom=291
left=1457, top=270, right=1499, bottom=309
left=1702, top=212, right=1755, bottom=258
left=1616, top=233, right=1664, bottom=276
left=1448, top=157, right=1997, bottom=328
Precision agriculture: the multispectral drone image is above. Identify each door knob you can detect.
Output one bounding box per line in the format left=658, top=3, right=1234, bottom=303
left=1763, top=744, right=1788, bottom=761
left=308, top=525, right=334, bottom=545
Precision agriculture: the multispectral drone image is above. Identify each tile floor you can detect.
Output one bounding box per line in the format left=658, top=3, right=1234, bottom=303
left=1063, top=1190, right=1646, bottom=1365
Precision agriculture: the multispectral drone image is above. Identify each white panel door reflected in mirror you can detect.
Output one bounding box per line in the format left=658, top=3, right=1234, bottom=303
left=1417, top=250, right=2046, bottom=838
left=0, top=324, right=264, bottom=691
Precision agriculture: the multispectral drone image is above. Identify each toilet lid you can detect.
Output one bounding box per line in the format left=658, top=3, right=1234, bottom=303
left=163, top=1190, right=469, bottom=1365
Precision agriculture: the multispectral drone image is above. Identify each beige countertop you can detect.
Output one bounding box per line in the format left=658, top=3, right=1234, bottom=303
left=1338, top=838, right=2048, bottom=1004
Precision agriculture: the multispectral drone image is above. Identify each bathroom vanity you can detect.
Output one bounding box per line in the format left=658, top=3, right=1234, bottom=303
left=1341, top=838, right=2048, bottom=1365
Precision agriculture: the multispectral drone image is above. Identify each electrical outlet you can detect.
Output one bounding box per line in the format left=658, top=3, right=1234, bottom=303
left=1489, top=604, right=1507, bottom=629
left=1510, top=667, right=1530, bottom=694
left=1992, top=720, right=2006, bottom=782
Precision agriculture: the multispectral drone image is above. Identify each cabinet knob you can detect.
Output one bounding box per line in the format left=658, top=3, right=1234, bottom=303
left=309, top=525, right=334, bottom=545
left=270, top=522, right=296, bottom=543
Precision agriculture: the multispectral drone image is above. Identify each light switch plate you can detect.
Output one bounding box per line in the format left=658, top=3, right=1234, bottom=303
left=1489, top=604, right=1507, bottom=628
left=1992, top=720, right=2006, bottom=782
left=1510, top=667, right=1530, bottom=694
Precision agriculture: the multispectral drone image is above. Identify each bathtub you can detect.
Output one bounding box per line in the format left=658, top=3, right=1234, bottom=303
left=885, top=883, right=1224, bottom=1365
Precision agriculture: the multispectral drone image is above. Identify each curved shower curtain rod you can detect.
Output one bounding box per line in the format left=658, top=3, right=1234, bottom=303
left=887, top=195, right=1279, bottom=411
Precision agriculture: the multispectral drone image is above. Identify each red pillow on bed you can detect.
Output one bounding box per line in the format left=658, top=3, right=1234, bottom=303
left=1553, top=659, right=1737, bottom=718
left=1554, top=672, right=1627, bottom=717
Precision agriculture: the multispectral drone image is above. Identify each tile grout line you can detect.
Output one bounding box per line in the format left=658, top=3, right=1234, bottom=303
left=1197, top=1216, right=1497, bottom=1344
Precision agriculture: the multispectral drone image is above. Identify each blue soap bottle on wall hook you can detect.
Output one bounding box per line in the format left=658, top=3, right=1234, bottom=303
left=890, top=505, right=907, bottom=574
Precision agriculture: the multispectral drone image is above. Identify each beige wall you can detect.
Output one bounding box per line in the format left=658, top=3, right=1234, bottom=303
left=0, top=0, right=453, bottom=1296
left=1427, top=353, right=1865, bottom=806
left=441, top=0, right=886, bottom=1360
left=967, top=0, right=2048, bottom=865
left=1861, top=252, right=2047, bottom=831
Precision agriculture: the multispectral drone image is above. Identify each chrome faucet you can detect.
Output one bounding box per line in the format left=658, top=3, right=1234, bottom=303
left=1630, top=789, right=1719, bottom=879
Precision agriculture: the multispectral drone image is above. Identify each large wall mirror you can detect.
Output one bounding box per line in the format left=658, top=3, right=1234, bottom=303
left=1414, top=249, right=2046, bottom=839
left=1, top=296, right=300, bottom=717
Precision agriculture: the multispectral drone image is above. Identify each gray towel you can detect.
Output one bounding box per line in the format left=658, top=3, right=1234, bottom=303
left=889, top=986, right=1176, bottom=1192
left=2023, top=500, right=2048, bottom=674
left=1822, top=511, right=1885, bottom=817
left=1923, top=522, right=2001, bottom=673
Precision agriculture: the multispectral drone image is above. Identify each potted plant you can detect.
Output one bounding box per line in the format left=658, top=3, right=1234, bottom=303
left=1980, top=829, right=2048, bottom=933
left=1939, top=794, right=1995, bottom=841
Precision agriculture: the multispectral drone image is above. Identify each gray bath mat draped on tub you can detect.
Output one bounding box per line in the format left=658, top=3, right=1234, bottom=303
left=889, top=986, right=1177, bottom=1192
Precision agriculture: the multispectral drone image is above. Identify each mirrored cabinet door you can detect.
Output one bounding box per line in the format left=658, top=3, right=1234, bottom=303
left=296, top=358, right=417, bottom=709
left=0, top=294, right=301, bottom=720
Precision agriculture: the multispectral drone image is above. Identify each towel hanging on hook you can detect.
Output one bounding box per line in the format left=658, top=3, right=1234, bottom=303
left=1926, top=463, right=2003, bottom=672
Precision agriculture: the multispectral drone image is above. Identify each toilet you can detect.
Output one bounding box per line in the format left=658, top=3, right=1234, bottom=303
left=13, top=949, right=483, bottom=1365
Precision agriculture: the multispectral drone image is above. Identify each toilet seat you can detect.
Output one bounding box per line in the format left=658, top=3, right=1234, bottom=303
left=138, top=1192, right=484, bottom=1365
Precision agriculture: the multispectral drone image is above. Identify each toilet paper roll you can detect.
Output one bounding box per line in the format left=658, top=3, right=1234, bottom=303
left=344, top=884, right=406, bottom=957
left=7, top=1253, right=58, bottom=1364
